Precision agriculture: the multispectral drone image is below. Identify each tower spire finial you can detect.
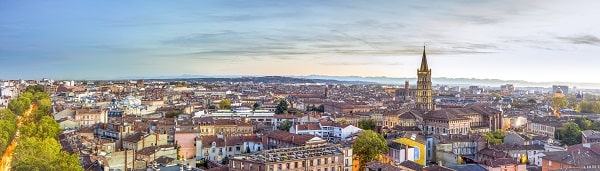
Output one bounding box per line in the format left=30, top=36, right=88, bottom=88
left=419, top=45, right=428, bottom=71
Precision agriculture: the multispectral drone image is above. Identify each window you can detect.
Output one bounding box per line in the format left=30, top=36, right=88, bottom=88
left=286, top=163, right=290, bottom=169
left=229, top=147, right=232, bottom=151
left=295, top=162, right=298, bottom=168
left=325, top=158, right=329, bottom=164
left=310, top=160, right=313, bottom=166
left=318, top=159, right=321, bottom=165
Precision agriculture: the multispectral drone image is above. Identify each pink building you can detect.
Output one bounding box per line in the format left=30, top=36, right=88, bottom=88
left=174, top=132, right=200, bottom=159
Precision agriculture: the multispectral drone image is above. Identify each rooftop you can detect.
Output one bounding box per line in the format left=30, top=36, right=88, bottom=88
left=232, top=144, right=342, bottom=163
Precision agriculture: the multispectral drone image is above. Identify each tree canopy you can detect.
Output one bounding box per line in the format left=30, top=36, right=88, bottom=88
left=275, top=98, right=289, bottom=114
left=219, top=99, right=232, bottom=110
left=278, top=120, right=292, bottom=132
left=552, top=96, right=569, bottom=111
left=353, top=130, right=387, bottom=170
left=482, top=130, right=506, bottom=145
left=576, top=100, right=600, bottom=114
left=555, top=122, right=582, bottom=146
left=358, top=118, right=377, bottom=130
left=8, top=85, right=83, bottom=171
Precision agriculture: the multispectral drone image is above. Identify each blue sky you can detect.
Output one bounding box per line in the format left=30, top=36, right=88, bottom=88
left=1, top=0, right=600, bottom=82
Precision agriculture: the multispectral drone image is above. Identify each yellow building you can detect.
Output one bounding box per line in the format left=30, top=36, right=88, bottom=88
left=393, top=135, right=427, bottom=166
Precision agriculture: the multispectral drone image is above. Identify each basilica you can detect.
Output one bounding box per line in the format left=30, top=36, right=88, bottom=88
left=396, top=47, right=504, bottom=135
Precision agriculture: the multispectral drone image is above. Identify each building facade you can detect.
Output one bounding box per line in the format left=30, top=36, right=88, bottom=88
left=229, top=144, right=344, bottom=171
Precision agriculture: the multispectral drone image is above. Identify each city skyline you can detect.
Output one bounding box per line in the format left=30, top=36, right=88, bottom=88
left=1, top=0, right=600, bottom=83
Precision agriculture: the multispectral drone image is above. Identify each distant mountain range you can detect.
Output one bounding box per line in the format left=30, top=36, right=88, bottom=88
left=295, top=75, right=600, bottom=88
left=110, top=75, right=600, bottom=89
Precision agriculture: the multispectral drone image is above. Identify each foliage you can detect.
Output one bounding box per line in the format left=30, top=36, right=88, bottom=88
left=0, top=109, right=18, bottom=155
left=491, top=93, right=502, bottom=99
left=171, top=81, right=188, bottom=87
left=8, top=96, right=31, bottom=116
left=555, top=122, right=582, bottom=146
left=9, top=85, right=82, bottom=170
left=252, top=102, right=260, bottom=111
left=338, top=119, right=349, bottom=125
left=306, top=104, right=325, bottom=112
left=527, top=99, right=537, bottom=104
left=209, top=105, right=217, bottom=109
left=353, top=130, right=388, bottom=170
left=246, top=146, right=251, bottom=153
left=278, top=120, right=292, bottom=132
left=552, top=96, right=569, bottom=110
left=12, top=137, right=82, bottom=171
left=275, top=98, right=289, bottom=114
left=358, top=118, right=377, bottom=130
left=574, top=117, right=600, bottom=131
left=482, top=130, right=506, bottom=145
left=576, top=100, right=600, bottom=113
left=221, top=157, right=229, bottom=165
left=219, top=99, right=231, bottom=110
left=25, top=85, right=46, bottom=94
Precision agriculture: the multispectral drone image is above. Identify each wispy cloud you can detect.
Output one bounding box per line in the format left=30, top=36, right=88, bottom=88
left=557, top=35, right=600, bottom=45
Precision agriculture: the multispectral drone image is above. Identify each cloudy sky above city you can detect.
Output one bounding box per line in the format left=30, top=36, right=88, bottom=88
left=1, top=0, right=600, bottom=82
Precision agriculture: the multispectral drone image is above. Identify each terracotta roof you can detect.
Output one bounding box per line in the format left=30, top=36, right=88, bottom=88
left=424, top=110, right=468, bottom=121
left=479, top=158, right=520, bottom=167
left=424, top=165, right=456, bottom=171
left=295, top=123, right=321, bottom=131
left=122, top=132, right=145, bottom=143
left=399, top=160, right=423, bottom=171
left=267, top=130, right=317, bottom=146
left=477, top=148, right=509, bottom=159
left=542, top=150, right=600, bottom=166
left=568, top=142, right=600, bottom=154
left=491, top=144, right=544, bottom=151
left=365, top=161, right=403, bottom=171
left=274, top=114, right=299, bottom=119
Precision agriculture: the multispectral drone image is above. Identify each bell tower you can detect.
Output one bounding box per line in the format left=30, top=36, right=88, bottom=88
left=416, top=46, right=435, bottom=111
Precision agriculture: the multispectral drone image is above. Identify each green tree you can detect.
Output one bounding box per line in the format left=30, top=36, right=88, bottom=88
left=252, top=102, right=260, bottom=111
left=353, top=130, right=387, bottom=170
left=317, top=104, right=325, bottom=112
left=219, top=99, right=231, bottom=109
left=246, top=146, right=251, bottom=153
left=221, top=157, right=229, bottom=165
left=574, top=117, right=599, bottom=130
left=527, top=99, right=537, bottom=104
left=492, top=93, right=502, bottom=99
left=338, top=119, right=349, bottom=125
left=278, top=120, right=292, bottom=132
left=482, top=130, right=507, bottom=145
left=358, top=118, right=377, bottom=130
left=555, top=122, right=582, bottom=145
left=552, top=96, right=569, bottom=116
left=25, top=85, right=46, bottom=94
left=8, top=97, right=31, bottom=115
left=275, top=98, right=288, bottom=114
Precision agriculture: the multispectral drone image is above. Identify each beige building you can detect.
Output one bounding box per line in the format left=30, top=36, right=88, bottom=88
left=75, top=107, right=107, bottom=127
left=122, top=132, right=169, bottom=151
left=229, top=144, right=344, bottom=171
left=195, top=117, right=254, bottom=136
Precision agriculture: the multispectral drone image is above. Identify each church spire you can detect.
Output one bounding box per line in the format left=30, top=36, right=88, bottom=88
left=419, top=46, right=429, bottom=71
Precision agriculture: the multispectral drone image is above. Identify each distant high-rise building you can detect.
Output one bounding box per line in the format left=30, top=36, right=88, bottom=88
left=552, top=85, right=569, bottom=95
left=416, top=46, right=435, bottom=111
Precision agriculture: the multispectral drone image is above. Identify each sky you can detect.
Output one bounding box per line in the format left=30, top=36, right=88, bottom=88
left=1, top=0, right=600, bottom=83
